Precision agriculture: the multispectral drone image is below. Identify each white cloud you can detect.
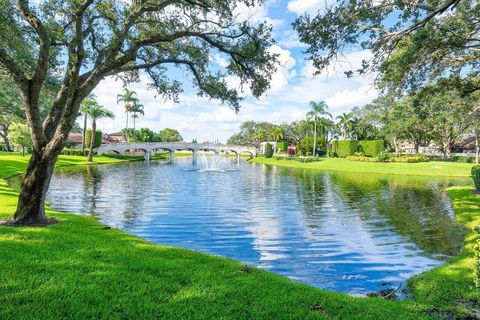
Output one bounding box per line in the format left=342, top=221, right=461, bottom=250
left=287, top=0, right=336, bottom=15
left=234, top=2, right=284, bottom=27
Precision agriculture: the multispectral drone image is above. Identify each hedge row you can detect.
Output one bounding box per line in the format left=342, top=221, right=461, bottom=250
left=331, top=140, right=385, bottom=158
left=85, top=130, right=102, bottom=148
left=331, top=140, right=358, bottom=158
left=472, top=166, right=480, bottom=191
left=358, top=140, right=384, bottom=157
left=346, top=154, right=430, bottom=163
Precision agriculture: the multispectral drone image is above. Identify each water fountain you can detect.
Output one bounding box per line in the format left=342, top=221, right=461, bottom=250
left=198, top=152, right=226, bottom=172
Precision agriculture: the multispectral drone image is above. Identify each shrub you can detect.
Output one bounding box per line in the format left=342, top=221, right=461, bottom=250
left=376, top=152, right=391, bottom=162
left=64, top=140, right=78, bottom=148
left=61, top=148, right=85, bottom=156
left=295, top=157, right=321, bottom=163
left=332, top=140, right=358, bottom=158
left=277, top=141, right=287, bottom=152
left=346, top=155, right=378, bottom=162
left=472, top=166, right=480, bottom=191
left=85, top=130, right=102, bottom=148
left=0, top=144, right=4, bottom=151
left=358, top=140, right=384, bottom=157
left=298, top=136, right=326, bottom=156
left=265, top=143, right=274, bottom=158
left=389, top=156, right=429, bottom=163
left=327, top=150, right=337, bottom=158
left=451, top=155, right=475, bottom=163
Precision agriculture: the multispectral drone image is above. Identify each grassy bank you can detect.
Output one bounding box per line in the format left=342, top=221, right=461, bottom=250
left=251, top=157, right=473, bottom=177
left=0, top=154, right=478, bottom=319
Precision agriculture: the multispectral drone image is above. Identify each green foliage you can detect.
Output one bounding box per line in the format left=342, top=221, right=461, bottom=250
left=7, top=122, right=32, bottom=155
left=389, top=156, right=429, bottom=163
left=346, top=156, right=378, bottom=162
left=295, top=157, right=321, bottom=163
left=298, top=136, right=326, bottom=156
left=472, top=166, right=480, bottom=191
left=452, top=156, right=476, bottom=164
left=264, top=143, right=274, bottom=158
left=376, top=152, right=391, bottom=163
left=277, top=141, right=287, bottom=152
left=61, top=148, right=85, bottom=156
left=474, top=227, right=480, bottom=290
left=85, top=130, right=102, bottom=148
left=332, top=140, right=358, bottom=158
left=158, top=128, right=183, bottom=142
left=358, top=140, right=384, bottom=157
left=136, top=128, right=157, bottom=142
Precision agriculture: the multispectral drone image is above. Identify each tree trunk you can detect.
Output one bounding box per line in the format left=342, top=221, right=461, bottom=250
left=393, top=137, right=400, bottom=157
left=313, top=118, right=317, bottom=157
left=414, top=141, right=420, bottom=154
left=133, top=115, right=136, bottom=141
left=13, top=149, right=59, bottom=225
left=125, top=111, right=129, bottom=141
left=88, top=119, right=96, bottom=162
left=476, top=130, right=480, bottom=164
left=82, top=112, right=87, bottom=155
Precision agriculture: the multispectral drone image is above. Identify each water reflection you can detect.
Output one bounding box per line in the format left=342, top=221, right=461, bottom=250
left=37, top=158, right=467, bottom=296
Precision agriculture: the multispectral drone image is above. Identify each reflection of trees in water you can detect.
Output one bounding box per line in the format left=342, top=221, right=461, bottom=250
left=288, top=169, right=328, bottom=230
left=82, top=165, right=101, bottom=214
left=326, top=172, right=464, bottom=256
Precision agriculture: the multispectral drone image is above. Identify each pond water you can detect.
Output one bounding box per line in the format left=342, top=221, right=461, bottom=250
left=40, top=157, right=466, bottom=296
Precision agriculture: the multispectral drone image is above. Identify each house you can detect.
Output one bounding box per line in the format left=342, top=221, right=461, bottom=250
left=66, top=133, right=84, bottom=148
left=103, top=132, right=126, bottom=144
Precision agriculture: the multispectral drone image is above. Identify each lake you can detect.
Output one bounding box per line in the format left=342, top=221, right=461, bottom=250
left=41, top=157, right=466, bottom=296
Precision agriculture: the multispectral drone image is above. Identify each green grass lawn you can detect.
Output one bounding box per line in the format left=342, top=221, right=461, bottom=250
left=0, top=153, right=478, bottom=319
left=251, top=157, right=474, bottom=177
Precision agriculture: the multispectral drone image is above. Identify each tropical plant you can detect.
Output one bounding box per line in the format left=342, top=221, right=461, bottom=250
left=306, top=101, right=332, bottom=156
left=81, top=98, right=115, bottom=162
left=129, top=101, right=144, bottom=140
left=117, top=88, right=138, bottom=141
left=270, top=127, right=284, bottom=143
left=336, top=112, right=353, bottom=139
left=158, top=128, right=183, bottom=142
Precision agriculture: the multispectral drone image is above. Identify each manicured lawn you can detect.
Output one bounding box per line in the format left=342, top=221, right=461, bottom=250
left=251, top=157, right=474, bottom=177
left=0, top=153, right=478, bottom=319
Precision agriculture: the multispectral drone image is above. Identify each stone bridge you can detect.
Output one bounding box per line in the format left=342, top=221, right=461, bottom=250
left=97, top=142, right=257, bottom=160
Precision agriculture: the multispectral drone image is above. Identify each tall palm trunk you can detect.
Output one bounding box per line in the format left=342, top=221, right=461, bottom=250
left=125, top=111, right=129, bottom=141
left=312, top=117, right=317, bottom=156
left=88, top=119, right=96, bottom=162
left=133, top=114, right=136, bottom=141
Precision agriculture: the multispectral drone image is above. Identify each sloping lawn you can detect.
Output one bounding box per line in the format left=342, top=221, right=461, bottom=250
left=0, top=153, right=478, bottom=319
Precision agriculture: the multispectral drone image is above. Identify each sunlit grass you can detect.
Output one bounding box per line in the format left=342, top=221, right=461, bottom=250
left=0, top=153, right=478, bottom=318
left=251, top=157, right=474, bottom=177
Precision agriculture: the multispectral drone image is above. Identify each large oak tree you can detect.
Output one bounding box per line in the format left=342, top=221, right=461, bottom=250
left=293, top=0, right=480, bottom=90
left=0, top=0, right=277, bottom=225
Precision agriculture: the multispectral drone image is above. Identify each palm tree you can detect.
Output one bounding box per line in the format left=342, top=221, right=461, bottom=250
left=129, top=101, right=144, bottom=141
left=116, top=88, right=138, bottom=141
left=336, top=112, right=352, bottom=139
left=306, top=101, right=332, bottom=156
left=270, top=127, right=283, bottom=142
left=81, top=98, right=115, bottom=162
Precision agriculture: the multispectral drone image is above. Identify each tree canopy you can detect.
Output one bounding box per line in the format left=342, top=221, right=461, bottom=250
left=293, top=0, right=480, bottom=91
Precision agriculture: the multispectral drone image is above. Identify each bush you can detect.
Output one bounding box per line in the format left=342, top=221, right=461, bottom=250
left=358, top=140, right=384, bottom=157
left=327, top=150, right=337, bottom=158
left=298, top=136, right=326, bottom=156
left=332, top=140, right=358, bottom=158
left=0, top=144, right=4, bottom=151
left=85, top=130, right=102, bottom=148
left=295, top=157, right=321, bottom=163
left=277, top=141, right=287, bottom=152
left=61, top=148, right=85, bottom=156
left=451, top=155, right=475, bottom=163
left=376, top=152, right=391, bottom=162
left=346, top=155, right=378, bottom=162
left=472, top=166, right=480, bottom=191
left=265, top=143, right=274, bottom=158
left=389, top=155, right=429, bottom=163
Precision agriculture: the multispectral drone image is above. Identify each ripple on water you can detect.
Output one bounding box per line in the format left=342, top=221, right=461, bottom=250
left=42, top=157, right=466, bottom=296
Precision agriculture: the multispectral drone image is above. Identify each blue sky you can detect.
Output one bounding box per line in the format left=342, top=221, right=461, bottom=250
left=91, top=0, right=378, bottom=143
